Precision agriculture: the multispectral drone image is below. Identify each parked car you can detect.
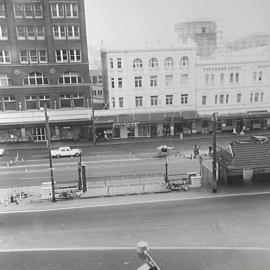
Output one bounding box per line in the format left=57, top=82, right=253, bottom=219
left=0, top=148, right=5, bottom=156
left=251, top=135, right=269, bottom=143
left=51, top=146, right=81, bottom=158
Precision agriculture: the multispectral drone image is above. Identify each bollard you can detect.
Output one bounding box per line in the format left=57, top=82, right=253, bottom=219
left=82, top=165, right=87, bottom=192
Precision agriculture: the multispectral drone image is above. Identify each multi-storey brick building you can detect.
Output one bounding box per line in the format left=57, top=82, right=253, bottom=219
left=0, top=0, right=91, bottom=142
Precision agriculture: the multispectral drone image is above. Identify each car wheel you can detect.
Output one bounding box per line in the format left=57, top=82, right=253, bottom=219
left=74, top=153, right=79, bottom=157
left=56, top=154, right=61, bottom=158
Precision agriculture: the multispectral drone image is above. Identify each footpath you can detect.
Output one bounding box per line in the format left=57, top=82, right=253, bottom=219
left=2, top=182, right=270, bottom=213
left=1, top=129, right=270, bottom=150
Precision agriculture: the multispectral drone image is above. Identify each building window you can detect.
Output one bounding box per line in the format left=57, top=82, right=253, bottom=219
left=51, top=3, right=64, bottom=18
left=180, top=56, right=189, bottom=67
left=119, top=97, right=123, bottom=108
left=205, top=74, right=209, bottom=85
left=261, top=92, right=264, bottom=102
left=24, top=4, right=33, bottom=18
left=235, top=73, right=239, bottom=83
left=38, top=50, right=47, bottom=63
left=226, top=94, right=229, bottom=104
left=23, top=72, right=48, bottom=85
left=69, top=49, right=81, bottom=62
left=164, top=57, right=174, bottom=68
left=111, top=97, right=115, bottom=108
left=250, top=93, right=253, bottom=102
left=67, top=25, right=80, bottom=39
left=110, top=58, right=114, bottom=68
left=60, top=94, right=71, bottom=108
left=165, top=75, right=173, bottom=87
left=211, top=74, right=215, bottom=84
left=135, top=76, right=142, bottom=87
left=253, top=72, right=257, bottom=82
left=220, top=73, right=224, bottom=84
left=59, top=72, right=83, bottom=84
left=92, top=76, right=97, bottom=84
left=118, top=78, right=123, bottom=88
left=151, top=96, right=158, bottom=106
left=73, top=93, right=84, bottom=107
left=98, top=76, right=102, bottom=83
left=202, top=95, right=207, bottom=105
left=111, top=78, right=115, bottom=88
left=25, top=95, right=37, bottom=110
left=135, top=96, right=143, bottom=107
left=55, top=50, right=68, bottom=63
left=16, top=26, right=26, bottom=39
left=19, top=50, right=28, bottom=63
left=166, top=95, right=173, bottom=105
left=29, top=50, right=38, bottom=63
left=3, top=96, right=16, bottom=111
left=36, top=26, right=45, bottom=39
left=258, top=71, right=263, bottom=81
left=254, top=92, right=259, bottom=102
left=230, top=73, right=234, bottom=83
left=117, top=58, right=122, bottom=68
left=181, top=74, right=188, bottom=85
left=133, top=58, right=143, bottom=68
left=0, top=4, right=5, bottom=18
left=181, top=94, right=188, bottom=104
left=92, top=90, right=97, bottom=96
left=150, top=76, right=157, bottom=87
left=237, top=93, right=242, bottom=103
left=98, top=90, right=103, bottom=96
left=14, top=4, right=23, bottom=18
left=53, top=25, right=66, bottom=39
left=0, top=25, right=8, bottom=40
left=149, top=57, right=158, bottom=68
left=39, top=95, right=51, bottom=109
left=34, top=4, right=43, bottom=18
left=65, top=3, right=78, bottom=18
left=27, top=26, right=35, bottom=39
left=0, top=74, right=13, bottom=87
left=215, top=95, right=218, bottom=104
left=0, top=50, right=11, bottom=63
left=219, top=94, right=224, bottom=104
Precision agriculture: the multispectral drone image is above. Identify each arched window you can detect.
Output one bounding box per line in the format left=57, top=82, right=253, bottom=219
left=164, top=57, right=174, bottom=68
left=23, top=72, right=48, bottom=85
left=58, top=71, right=83, bottom=84
left=133, top=58, right=143, bottom=68
left=149, top=57, right=158, bottom=68
left=180, top=56, right=189, bottom=67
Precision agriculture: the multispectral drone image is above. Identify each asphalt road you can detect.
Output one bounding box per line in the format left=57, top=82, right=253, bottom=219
left=1, top=193, right=270, bottom=269
left=1, top=249, right=270, bottom=270
left=0, top=137, right=231, bottom=188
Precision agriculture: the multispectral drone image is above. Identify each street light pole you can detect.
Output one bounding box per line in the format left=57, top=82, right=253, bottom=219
left=137, top=241, right=161, bottom=270
left=212, top=113, right=217, bottom=193
left=43, top=104, right=56, bottom=202
left=91, top=87, right=96, bottom=145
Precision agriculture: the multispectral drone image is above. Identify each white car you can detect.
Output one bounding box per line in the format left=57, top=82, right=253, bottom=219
left=0, top=148, right=5, bottom=156
left=51, top=146, right=81, bottom=158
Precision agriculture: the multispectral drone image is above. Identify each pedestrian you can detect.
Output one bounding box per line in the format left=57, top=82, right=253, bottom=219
left=194, top=144, right=199, bottom=158
left=208, top=145, right=213, bottom=155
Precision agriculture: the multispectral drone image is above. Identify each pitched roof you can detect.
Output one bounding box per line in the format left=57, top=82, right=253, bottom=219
left=230, top=141, right=270, bottom=169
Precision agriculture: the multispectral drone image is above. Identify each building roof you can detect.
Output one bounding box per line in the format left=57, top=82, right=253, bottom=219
left=229, top=140, right=270, bottom=169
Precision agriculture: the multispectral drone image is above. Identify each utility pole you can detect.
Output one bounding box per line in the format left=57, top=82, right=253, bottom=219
left=212, top=113, right=217, bottom=193
left=91, top=87, right=96, bottom=145
left=164, top=158, right=168, bottom=183
left=43, top=104, right=56, bottom=202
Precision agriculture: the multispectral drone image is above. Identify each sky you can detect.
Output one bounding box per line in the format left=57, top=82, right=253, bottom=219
left=85, top=0, right=270, bottom=67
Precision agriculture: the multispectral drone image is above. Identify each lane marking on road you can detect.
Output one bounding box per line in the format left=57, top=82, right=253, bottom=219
left=1, top=246, right=270, bottom=253
left=20, top=176, right=49, bottom=180
left=1, top=190, right=270, bottom=214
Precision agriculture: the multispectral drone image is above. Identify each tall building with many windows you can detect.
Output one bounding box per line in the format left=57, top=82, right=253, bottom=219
left=0, top=0, right=91, bottom=141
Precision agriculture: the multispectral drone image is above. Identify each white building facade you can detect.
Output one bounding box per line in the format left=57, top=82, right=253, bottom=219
left=99, top=45, right=270, bottom=139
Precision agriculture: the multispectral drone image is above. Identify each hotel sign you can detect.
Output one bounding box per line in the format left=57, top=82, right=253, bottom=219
left=203, top=66, right=241, bottom=72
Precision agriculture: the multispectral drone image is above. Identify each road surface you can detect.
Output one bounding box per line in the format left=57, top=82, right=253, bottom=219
left=0, top=193, right=270, bottom=269
left=0, top=137, right=231, bottom=188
